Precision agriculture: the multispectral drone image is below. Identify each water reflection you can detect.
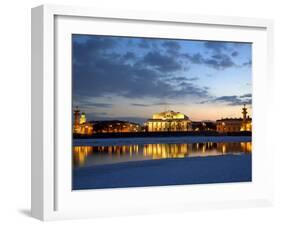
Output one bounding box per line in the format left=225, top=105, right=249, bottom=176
left=73, top=142, right=252, bottom=167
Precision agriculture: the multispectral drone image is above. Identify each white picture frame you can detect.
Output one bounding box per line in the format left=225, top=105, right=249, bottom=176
left=31, top=4, right=274, bottom=221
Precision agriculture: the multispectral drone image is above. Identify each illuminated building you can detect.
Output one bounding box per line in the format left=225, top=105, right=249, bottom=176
left=73, top=107, right=94, bottom=135
left=79, top=112, right=86, bottom=124
left=92, top=120, right=142, bottom=133
left=146, top=110, right=192, bottom=132
left=241, top=105, right=252, bottom=131
left=216, top=105, right=252, bottom=133
left=191, top=121, right=216, bottom=131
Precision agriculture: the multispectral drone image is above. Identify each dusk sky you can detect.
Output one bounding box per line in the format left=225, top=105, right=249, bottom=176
left=72, top=34, right=252, bottom=124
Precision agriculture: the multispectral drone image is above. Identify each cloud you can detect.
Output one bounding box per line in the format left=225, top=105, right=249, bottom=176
left=200, top=94, right=252, bottom=106
left=231, top=51, right=239, bottom=57
left=131, top=103, right=151, bottom=107
left=73, top=36, right=249, bottom=105
left=73, top=37, right=210, bottom=100
left=73, top=95, right=113, bottom=109
left=203, top=42, right=252, bottom=68
left=154, top=102, right=173, bottom=105
left=185, top=41, right=245, bottom=70
left=184, top=77, right=199, bottom=81
left=184, top=52, right=236, bottom=70
left=162, top=41, right=181, bottom=56
left=170, top=82, right=209, bottom=98
left=204, top=41, right=229, bottom=53
left=131, top=101, right=182, bottom=107
left=122, top=51, right=136, bottom=61
left=205, top=55, right=235, bottom=69
left=162, top=41, right=181, bottom=50
left=214, top=96, right=240, bottom=103
left=186, top=53, right=203, bottom=64
left=87, top=111, right=109, bottom=117
left=73, top=35, right=117, bottom=63
left=164, top=76, right=199, bottom=83
left=86, top=103, right=113, bottom=108
left=73, top=92, right=113, bottom=105
left=240, top=93, right=252, bottom=98
left=138, top=39, right=150, bottom=49
left=142, top=51, right=182, bottom=72
left=243, top=59, right=252, bottom=67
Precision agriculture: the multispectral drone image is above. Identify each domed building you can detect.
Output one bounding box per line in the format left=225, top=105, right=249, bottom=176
left=146, top=110, right=192, bottom=132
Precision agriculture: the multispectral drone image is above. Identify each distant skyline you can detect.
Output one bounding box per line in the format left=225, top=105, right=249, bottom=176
left=73, top=34, right=252, bottom=124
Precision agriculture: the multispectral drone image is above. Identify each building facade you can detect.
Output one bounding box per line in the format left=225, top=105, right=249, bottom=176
left=146, top=110, right=192, bottom=132
left=216, top=105, right=252, bottom=133
left=191, top=121, right=216, bottom=131
left=91, top=120, right=142, bottom=133
left=73, top=107, right=94, bottom=135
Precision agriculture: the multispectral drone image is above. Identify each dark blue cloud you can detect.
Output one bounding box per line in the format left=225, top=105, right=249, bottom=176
left=186, top=53, right=204, bottom=64
left=73, top=36, right=210, bottom=101
left=200, top=95, right=252, bottom=106
left=122, top=51, right=136, bottom=61
left=167, top=76, right=199, bottom=82
left=73, top=35, right=250, bottom=109
left=153, top=102, right=175, bottom=105
left=231, top=51, right=239, bottom=57
left=131, top=103, right=151, bottom=107
left=142, top=51, right=182, bottom=72
left=240, top=93, right=252, bottom=98
left=73, top=35, right=117, bottom=62
left=73, top=95, right=113, bottom=109
left=184, top=52, right=235, bottom=70
left=138, top=39, right=150, bottom=49
left=131, top=101, right=183, bottom=107
left=190, top=41, right=246, bottom=69
left=204, top=41, right=229, bottom=53
left=162, top=41, right=181, bottom=56
left=86, top=103, right=113, bottom=108
left=207, top=54, right=235, bottom=69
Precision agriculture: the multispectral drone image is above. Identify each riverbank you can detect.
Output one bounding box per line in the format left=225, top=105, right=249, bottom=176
left=73, top=135, right=251, bottom=146
left=74, top=131, right=251, bottom=139
left=73, top=154, right=252, bottom=190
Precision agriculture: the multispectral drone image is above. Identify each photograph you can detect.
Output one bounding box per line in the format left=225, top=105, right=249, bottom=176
left=72, top=34, right=252, bottom=190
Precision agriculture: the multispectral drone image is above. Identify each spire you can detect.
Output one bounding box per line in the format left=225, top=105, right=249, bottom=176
left=74, top=106, right=80, bottom=113
left=242, top=105, right=248, bottom=117
left=242, top=105, right=248, bottom=131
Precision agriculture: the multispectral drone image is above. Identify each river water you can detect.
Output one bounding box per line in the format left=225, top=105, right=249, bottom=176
left=73, top=141, right=252, bottom=168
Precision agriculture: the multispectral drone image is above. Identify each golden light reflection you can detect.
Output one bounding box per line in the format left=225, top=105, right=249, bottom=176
left=73, top=142, right=252, bottom=167
left=143, top=143, right=189, bottom=159
left=241, top=142, right=252, bottom=152
left=73, top=146, right=93, bottom=166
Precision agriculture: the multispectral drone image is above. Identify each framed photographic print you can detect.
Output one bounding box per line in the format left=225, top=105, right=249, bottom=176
left=31, top=4, right=274, bottom=220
